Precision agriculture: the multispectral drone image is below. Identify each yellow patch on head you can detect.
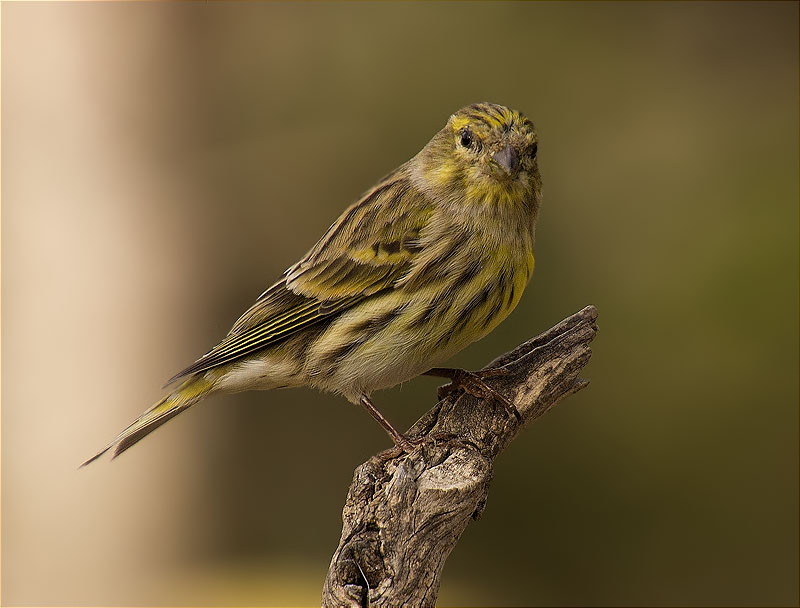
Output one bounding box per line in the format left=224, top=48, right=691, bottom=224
left=430, top=157, right=459, bottom=186
left=451, top=116, right=471, bottom=132
left=451, top=103, right=529, bottom=137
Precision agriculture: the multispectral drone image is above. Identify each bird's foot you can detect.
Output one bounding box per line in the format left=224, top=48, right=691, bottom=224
left=425, top=367, right=521, bottom=422
left=374, top=434, right=425, bottom=461
left=394, top=432, right=424, bottom=453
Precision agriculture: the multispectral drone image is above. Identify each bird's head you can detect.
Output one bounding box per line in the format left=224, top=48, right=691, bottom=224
left=414, top=103, right=541, bottom=212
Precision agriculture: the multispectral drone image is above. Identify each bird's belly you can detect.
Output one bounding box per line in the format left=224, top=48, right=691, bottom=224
left=305, top=258, right=531, bottom=402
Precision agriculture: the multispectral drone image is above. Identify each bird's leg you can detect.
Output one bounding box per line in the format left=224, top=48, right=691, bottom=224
left=424, top=367, right=521, bottom=422
left=359, top=394, right=420, bottom=452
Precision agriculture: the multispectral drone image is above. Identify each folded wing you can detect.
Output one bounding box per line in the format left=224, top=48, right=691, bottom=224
left=166, top=170, right=432, bottom=384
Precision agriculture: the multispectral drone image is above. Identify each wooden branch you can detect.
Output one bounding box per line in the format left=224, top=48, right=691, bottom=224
left=321, top=305, right=598, bottom=607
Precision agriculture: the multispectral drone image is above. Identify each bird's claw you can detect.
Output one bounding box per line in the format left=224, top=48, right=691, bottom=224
left=396, top=434, right=424, bottom=452
left=436, top=368, right=521, bottom=422
left=373, top=434, right=425, bottom=461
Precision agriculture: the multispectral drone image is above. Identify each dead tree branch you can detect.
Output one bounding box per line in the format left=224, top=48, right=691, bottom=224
left=322, top=305, right=599, bottom=607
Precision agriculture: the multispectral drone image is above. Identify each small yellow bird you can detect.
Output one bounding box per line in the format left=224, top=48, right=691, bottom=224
left=83, top=102, right=541, bottom=465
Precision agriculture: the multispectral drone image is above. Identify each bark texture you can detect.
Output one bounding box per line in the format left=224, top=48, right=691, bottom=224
left=322, top=305, right=598, bottom=607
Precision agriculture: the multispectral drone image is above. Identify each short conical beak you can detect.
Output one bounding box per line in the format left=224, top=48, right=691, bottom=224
left=492, top=144, right=520, bottom=174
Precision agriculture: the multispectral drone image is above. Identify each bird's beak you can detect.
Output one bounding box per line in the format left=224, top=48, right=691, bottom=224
left=492, top=144, right=520, bottom=175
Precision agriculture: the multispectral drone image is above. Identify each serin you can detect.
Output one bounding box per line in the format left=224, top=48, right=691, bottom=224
left=83, top=102, right=542, bottom=464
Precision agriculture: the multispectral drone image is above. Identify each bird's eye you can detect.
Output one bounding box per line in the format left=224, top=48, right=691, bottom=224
left=530, top=143, right=538, bottom=159
left=459, top=130, right=473, bottom=149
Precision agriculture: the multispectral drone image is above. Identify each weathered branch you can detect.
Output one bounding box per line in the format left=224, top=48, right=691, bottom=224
left=322, top=305, right=599, bottom=607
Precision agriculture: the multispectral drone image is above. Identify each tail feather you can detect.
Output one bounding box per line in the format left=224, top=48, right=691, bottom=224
left=81, top=377, right=213, bottom=466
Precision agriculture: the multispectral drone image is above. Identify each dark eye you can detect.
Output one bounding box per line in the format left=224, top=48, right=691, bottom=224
left=459, top=130, right=473, bottom=149
left=530, top=143, right=538, bottom=158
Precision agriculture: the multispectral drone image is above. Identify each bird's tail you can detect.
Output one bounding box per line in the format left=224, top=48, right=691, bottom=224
left=81, top=375, right=215, bottom=466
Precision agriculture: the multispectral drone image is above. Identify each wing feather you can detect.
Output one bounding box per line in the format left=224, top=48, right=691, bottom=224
left=166, top=168, right=433, bottom=384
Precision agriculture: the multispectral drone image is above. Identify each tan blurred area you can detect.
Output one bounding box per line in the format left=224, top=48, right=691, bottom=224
left=2, top=2, right=797, bottom=606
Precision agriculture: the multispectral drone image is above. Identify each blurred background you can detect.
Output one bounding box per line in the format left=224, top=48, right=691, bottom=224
left=2, top=2, right=797, bottom=606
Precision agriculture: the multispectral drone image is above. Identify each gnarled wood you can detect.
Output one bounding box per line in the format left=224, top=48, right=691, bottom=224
left=322, top=305, right=598, bottom=607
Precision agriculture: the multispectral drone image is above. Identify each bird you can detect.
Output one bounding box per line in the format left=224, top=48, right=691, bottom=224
left=82, top=102, right=541, bottom=465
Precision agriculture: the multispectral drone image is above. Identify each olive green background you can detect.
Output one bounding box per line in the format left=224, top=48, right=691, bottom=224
left=3, top=1, right=798, bottom=606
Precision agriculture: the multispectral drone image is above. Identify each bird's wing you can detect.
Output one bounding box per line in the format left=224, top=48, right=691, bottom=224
left=166, top=171, right=432, bottom=384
